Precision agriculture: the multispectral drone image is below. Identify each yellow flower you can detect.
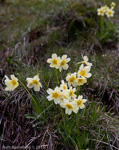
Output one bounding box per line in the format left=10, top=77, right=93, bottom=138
left=60, top=99, right=77, bottom=115
left=76, top=77, right=87, bottom=86
left=97, top=8, right=105, bottom=16
left=81, top=56, right=93, bottom=67
left=59, top=55, right=70, bottom=72
left=67, top=86, right=76, bottom=99
left=47, top=87, right=63, bottom=104
left=4, top=75, right=19, bottom=91
left=102, top=5, right=109, bottom=12
left=66, top=72, right=77, bottom=87
left=59, top=90, right=69, bottom=103
left=78, top=64, right=92, bottom=78
left=60, top=80, right=68, bottom=91
left=26, top=75, right=42, bottom=91
left=106, top=9, right=114, bottom=17
left=111, top=2, right=116, bottom=9
left=47, top=53, right=61, bottom=69
left=73, top=95, right=87, bottom=112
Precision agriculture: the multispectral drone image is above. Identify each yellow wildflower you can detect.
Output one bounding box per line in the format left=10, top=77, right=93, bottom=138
left=97, top=8, right=105, bottom=16
left=59, top=55, right=70, bottom=72
left=4, top=75, right=19, bottom=91
left=78, top=64, right=92, bottom=78
left=82, top=56, right=93, bottom=67
left=60, top=99, right=77, bottom=115
left=73, top=95, right=87, bottom=112
left=26, top=75, right=42, bottom=91
left=106, top=9, right=114, bottom=17
left=76, top=77, right=87, bottom=86
left=47, top=53, right=61, bottom=69
left=111, top=2, right=116, bottom=9
left=66, top=72, right=77, bottom=87
left=47, top=87, right=63, bottom=104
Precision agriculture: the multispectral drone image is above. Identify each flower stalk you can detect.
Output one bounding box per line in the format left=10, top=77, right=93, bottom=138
left=19, top=80, right=37, bottom=105
left=56, top=69, right=59, bottom=85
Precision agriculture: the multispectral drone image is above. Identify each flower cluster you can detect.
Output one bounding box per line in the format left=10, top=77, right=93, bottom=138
left=4, top=75, right=42, bottom=92
left=4, top=53, right=92, bottom=116
left=47, top=53, right=71, bottom=72
left=97, top=2, right=116, bottom=17
left=47, top=82, right=88, bottom=115
left=47, top=54, right=92, bottom=115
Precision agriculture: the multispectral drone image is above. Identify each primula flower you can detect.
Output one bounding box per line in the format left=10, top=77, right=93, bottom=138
left=60, top=80, right=68, bottom=91
left=60, top=99, right=77, bottom=115
left=106, top=9, right=114, bottom=17
left=26, top=75, right=42, bottom=91
left=111, top=2, right=116, bottom=9
left=66, top=72, right=77, bottom=87
left=59, top=90, right=69, bottom=103
left=73, top=95, right=87, bottom=112
left=67, top=86, right=76, bottom=99
left=47, top=87, right=63, bottom=104
left=76, top=77, right=87, bottom=86
left=4, top=75, right=19, bottom=91
left=102, top=5, right=109, bottom=12
left=78, top=64, right=92, bottom=78
left=59, top=55, right=70, bottom=72
left=82, top=56, right=93, bottom=66
left=97, top=8, right=105, bottom=16
left=47, top=53, right=61, bottom=69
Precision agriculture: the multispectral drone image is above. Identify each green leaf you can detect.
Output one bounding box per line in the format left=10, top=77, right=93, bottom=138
left=31, top=95, right=43, bottom=115
left=25, top=114, right=36, bottom=119
left=6, top=56, right=12, bottom=65
left=33, top=121, right=45, bottom=127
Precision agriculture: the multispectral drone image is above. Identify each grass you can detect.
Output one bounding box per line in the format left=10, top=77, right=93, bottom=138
left=0, top=0, right=119, bottom=149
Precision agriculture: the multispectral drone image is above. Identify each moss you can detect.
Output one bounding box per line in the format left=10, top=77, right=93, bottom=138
left=83, top=17, right=96, bottom=28
left=68, top=2, right=87, bottom=15
left=67, top=19, right=85, bottom=41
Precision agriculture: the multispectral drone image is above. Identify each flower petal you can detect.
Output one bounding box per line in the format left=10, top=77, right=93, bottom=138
left=52, top=53, right=57, bottom=59
left=85, top=73, right=92, bottom=78
left=34, top=85, right=40, bottom=91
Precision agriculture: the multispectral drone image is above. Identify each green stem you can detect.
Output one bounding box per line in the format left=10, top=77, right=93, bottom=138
left=76, top=113, right=79, bottom=128
left=100, top=16, right=104, bottom=35
left=103, top=0, right=105, bottom=5
left=19, top=80, right=37, bottom=105
left=39, top=74, right=48, bottom=89
left=76, top=64, right=78, bottom=73
left=76, top=86, right=79, bottom=96
left=56, top=69, right=59, bottom=85
left=65, top=114, right=67, bottom=130
left=109, top=18, right=112, bottom=31
left=60, top=107, right=65, bottom=128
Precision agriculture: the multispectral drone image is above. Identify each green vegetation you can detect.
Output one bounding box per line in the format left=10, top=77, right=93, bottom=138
left=0, top=0, right=119, bottom=149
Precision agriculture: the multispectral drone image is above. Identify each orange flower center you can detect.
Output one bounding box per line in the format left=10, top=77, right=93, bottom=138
left=65, top=103, right=73, bottom=109
left=77, top=78, right=83, bottom=83
left=52, top=59, right=58, bottom=65
left=69, top=90, right=73, bottom=97
left=11, top=79, right=17, bottom=86
left=77, top=100, right=82, bottom=106
left=100, top=10, right=104, bottom=14
left=60, top=60, right=66, bottom=66
left=63, top=85, right=66, bottom=90
left=52, top=92, right=59, bottom=99
left=104, top=7, right=108, bottom=11
left=80, top=70, right=86, bottom=77
left=108, top=11, right=112, bottom=15
left=32, top=80, right=39, bottom=85
left=69, top=76, right=75, bottom=82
